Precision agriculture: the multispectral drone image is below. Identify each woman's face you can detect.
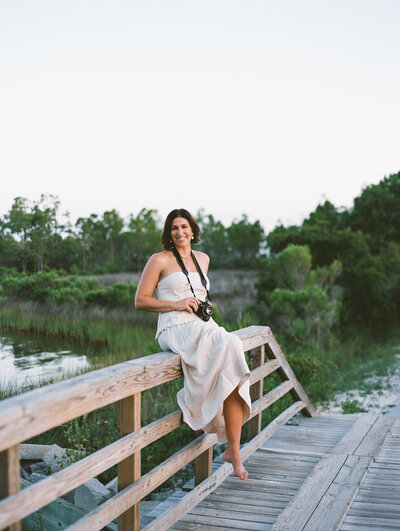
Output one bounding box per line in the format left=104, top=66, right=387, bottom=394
left=170, top=217, right=193, bottom=249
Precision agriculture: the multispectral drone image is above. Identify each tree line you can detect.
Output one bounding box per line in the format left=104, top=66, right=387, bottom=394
left=0, top=196, right=266, bottom=273
left=0, top=171, right=399, bottom=340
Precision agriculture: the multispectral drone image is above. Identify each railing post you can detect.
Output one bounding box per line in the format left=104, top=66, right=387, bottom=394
left=195, top=447, right=213, bottom=486
left=247, top=345, right=265, bottom=441
left=118, top=393, right=141, bottom=530
left=0, top=446, right=21, bottom=531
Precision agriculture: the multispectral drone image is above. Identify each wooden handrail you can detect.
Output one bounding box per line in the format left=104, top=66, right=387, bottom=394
left=0, top=325, right=315, bottom=530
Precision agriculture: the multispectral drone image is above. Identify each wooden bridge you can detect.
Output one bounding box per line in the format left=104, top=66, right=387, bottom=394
left=0, top=325, right=399, bottom=530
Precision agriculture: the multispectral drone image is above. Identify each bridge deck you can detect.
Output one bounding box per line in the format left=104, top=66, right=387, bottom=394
left=143, top=413, right=399, bottom=530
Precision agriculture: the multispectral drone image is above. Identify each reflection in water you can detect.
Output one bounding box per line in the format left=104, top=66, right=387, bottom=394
left=0, top=335, right=90, bottom=388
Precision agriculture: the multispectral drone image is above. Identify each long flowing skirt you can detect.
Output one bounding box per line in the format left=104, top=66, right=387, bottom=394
left=158, top=319, right=251, bottom=442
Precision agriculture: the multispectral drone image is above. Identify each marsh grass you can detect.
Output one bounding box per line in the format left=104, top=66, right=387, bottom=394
left=0, top=299, right=158, bottom=357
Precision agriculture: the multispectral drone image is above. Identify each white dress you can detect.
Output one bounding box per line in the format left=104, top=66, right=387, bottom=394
left=156, top=271, right=251, bottom=442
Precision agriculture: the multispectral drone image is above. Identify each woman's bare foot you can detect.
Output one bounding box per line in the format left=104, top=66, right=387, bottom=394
left=222, top=449, right=248, bottom=480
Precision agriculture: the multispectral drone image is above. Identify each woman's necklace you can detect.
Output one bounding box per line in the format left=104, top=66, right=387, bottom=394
left=179, top=252, right=192, bottom=267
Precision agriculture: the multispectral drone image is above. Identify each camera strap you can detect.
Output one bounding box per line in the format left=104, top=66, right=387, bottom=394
left=172, top=247, right=212, bottom=302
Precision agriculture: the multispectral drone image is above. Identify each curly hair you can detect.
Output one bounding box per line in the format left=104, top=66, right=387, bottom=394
left=161, top=208, right=200, bottom=250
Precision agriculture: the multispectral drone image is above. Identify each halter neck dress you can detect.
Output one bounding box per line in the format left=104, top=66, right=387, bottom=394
left=156, top=270, right=251, bottom=442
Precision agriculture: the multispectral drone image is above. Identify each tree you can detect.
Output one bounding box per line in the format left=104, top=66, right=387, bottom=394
left=227, top=215, right=265, bottom=268
left=347, top=172, right=400, bottom=252
left=255, top=245, right=341, bottom=346
left=5, top=197, right=32, bottom=272
left=196, top=211, right=230, bottom=269
left=127, top=208, right=161, bottom=271
left=102, top=209, right=124, bottom=265
left=29, top=195, right=61, bottom=271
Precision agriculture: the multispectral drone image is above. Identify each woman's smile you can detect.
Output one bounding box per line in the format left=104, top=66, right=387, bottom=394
left=171, top=217, right=193, bottom=247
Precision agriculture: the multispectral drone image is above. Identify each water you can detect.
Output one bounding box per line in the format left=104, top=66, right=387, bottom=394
left=0, top=334, right=90, bottom=389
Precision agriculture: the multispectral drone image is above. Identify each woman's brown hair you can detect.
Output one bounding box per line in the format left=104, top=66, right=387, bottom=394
left=161, top=209, right=200, bottom=250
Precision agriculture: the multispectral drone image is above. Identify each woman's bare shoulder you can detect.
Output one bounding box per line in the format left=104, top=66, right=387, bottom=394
left=193, top=250, right=210, bottom=261
left=193, top=250, right=210, bottom=271
left=148, top=251, right=171, bottom=264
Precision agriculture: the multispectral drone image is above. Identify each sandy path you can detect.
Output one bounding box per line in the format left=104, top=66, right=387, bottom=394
left=322, top=351, right=400, bottom=416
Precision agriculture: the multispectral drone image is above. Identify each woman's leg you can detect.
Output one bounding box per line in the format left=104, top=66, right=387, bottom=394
left=222, top=386, right=248, bottom=480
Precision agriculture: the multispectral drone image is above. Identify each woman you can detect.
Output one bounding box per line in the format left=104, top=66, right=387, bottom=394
left=135, top=208, right=251, bottom=480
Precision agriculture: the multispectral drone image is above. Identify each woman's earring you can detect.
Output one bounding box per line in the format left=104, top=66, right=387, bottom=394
left=191, top=235, right=194, bottom=240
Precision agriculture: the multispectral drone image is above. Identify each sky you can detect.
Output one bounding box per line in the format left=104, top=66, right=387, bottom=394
left=1, top=0, right=399, bottom=234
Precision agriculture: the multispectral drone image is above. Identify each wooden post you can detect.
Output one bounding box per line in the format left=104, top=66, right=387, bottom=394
left=0, top=446, right=21, bottom=531
left=194, top=447, right=213, bottom=486
left=118, top=393, right=141, bottom=530
left=247, top=345, right=265, bottom=441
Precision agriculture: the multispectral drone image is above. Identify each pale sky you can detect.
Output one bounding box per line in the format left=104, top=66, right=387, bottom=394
left=1, top=0, right=399, bottom=234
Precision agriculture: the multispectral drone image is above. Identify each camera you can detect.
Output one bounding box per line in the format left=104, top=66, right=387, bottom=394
left=195, top=300, right=214, bottom=322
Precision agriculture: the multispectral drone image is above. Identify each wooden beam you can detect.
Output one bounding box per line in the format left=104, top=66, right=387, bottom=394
left=249, top=358, right=280, bottom=386
left=265, top=332, right=316, bottom=417
left=194, top=447, right=213, bottom=486
left=249, top=380, right=293, bottom=419
left=303, top=455, right=372, bottom=531
left=330, top=413, right=379, bottom=455
left=0, top=446, right=21, bottom=531
left=118, top=393, right=141, bottom=531
left=247, top=346, right=266, bottom=440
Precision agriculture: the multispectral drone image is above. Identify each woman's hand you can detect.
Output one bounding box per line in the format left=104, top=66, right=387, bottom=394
left=174, top=297, right=199, bottom=313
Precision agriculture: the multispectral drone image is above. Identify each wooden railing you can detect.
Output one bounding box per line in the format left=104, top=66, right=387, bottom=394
left=0, top=325, right=315, bottom=531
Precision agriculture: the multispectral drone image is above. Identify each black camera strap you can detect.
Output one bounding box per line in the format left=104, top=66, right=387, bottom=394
left=172, top=247, right=212, bottom=302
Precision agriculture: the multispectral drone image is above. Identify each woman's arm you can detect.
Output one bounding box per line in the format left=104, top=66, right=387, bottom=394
left=135, top=254, right=199, bottom=314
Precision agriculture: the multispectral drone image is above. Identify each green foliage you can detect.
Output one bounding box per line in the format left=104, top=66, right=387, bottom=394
left=1, top=271, right=137, bottom=309
left=255, top=245, right=341, bottom=346
left=84, top=283, right=136, bottom=308
left=348, top=171, right=400, bottom=252
left=341, top=399, right=367, bottom=414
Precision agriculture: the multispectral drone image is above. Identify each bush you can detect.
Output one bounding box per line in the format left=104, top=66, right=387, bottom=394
left=0, top=270, right=136, bottom=309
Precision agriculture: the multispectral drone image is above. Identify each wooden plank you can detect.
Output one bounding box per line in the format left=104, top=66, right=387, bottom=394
left=249, top=358, right=280, bottom=386
left=142, top=401, right=305, bottom=531
left=232, top=325, right=270, bottom=352
left=172, top=514, right=271, bottom=530
left=265, top=332, right=316, bottom=417
left=67, top=432, right=218, bottom=531
left=248, top=346, right=266, bottom=440
left=118, top=393, right=141, bottom=530
left=0, top=446, right=21, bottom=531
left=186, top=503, right=277, bottom=522
left=343, top=515, right=400, bottom=527
left=348, top=500, right=400, bottom=517
left=303, top=455, right=372, bottom=531
left=0, top=409, right=182, bottom=530
left=249, top=381, right=294, bottom=418
left=195, top=447, right=213, bottom=486
left=354, top=415, right=396, bottom=457
left=330, top=413, right=378, bottom=455
left=271, top=453, right=348, bottom=530
left=174, top=511, right=275, bottom=529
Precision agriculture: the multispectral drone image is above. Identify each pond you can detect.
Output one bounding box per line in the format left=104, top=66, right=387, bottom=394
left=0, top=333, right=91, bottom=390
